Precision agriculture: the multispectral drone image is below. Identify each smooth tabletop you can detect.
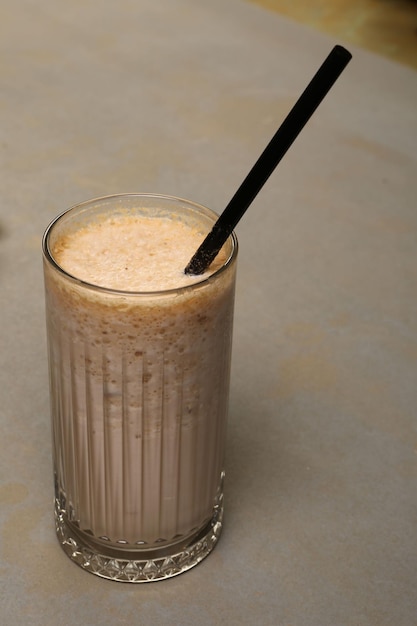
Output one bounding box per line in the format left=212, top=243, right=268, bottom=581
left=0, top=1, right=416, bottom=625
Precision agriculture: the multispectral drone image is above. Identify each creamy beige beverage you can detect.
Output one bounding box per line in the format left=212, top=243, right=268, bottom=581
left=43, top=194, right=237, bottom=582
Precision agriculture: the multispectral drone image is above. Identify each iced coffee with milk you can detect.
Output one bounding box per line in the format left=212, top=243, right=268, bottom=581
left=42, top=193, right=237, bottom=582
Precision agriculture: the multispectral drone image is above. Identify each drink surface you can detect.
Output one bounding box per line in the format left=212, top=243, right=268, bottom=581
left=52, top=214, right=227, bottom=291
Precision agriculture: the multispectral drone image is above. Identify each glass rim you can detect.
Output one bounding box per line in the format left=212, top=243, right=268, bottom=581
left=42, top=192, right=238, bottom=297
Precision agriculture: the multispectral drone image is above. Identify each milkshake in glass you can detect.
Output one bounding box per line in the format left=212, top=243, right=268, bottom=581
left=42, top=194, right=237, bottom=582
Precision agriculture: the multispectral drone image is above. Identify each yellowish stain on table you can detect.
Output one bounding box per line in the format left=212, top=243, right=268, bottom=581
left=246, top=0, right=417, bottom=69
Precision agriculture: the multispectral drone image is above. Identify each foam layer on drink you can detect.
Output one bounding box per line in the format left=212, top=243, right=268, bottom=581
left=52, top=214, right=227, bottom=291
left=44, top=204, right=236, bottom=549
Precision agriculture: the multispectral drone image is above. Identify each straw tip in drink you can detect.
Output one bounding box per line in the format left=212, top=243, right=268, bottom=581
left=184, top=253, right=210, bottom=276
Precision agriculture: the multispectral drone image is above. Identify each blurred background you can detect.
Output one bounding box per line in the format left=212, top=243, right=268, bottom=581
left=247, top=0, right=417, bottom=69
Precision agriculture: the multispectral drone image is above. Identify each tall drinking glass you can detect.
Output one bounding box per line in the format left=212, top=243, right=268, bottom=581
left=42, top=194, right=238, bottom=582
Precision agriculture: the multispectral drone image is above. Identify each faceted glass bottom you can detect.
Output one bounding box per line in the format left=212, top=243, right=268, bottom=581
left=54, top=501, right=223, bottom=583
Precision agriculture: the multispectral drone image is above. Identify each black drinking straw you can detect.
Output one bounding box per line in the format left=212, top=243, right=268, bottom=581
left=185, top=44, right=352, bottom=275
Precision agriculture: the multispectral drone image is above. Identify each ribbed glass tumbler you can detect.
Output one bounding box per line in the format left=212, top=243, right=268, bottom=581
left=42, top=194, right=238, bottom=582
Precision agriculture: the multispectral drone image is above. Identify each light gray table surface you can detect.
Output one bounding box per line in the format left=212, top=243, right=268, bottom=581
left=1, top=1, right=416, bottom=624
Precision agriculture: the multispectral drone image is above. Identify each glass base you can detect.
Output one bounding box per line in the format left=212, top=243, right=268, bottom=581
left=54, top=502, right=224, bottom=583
